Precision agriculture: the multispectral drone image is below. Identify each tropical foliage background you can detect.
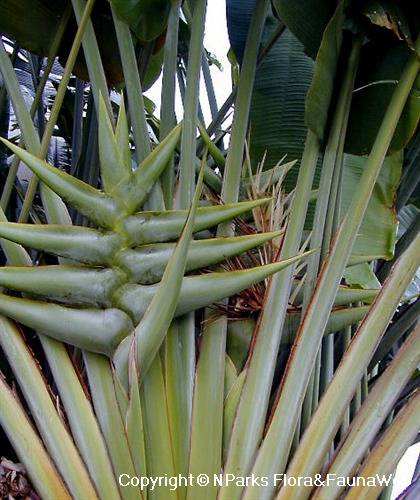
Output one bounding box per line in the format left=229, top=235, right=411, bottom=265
left=0, top=0, right=419, bottom=498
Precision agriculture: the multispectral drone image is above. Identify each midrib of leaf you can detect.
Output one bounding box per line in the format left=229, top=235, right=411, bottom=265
left=70, top=0, right=111, bottom=119
left=111, top=4, right=151, bottom=163
left=220, top=130, right=320, bottom=500
left=84, top=352, right=142, bottom=500
left=299, top=31, right=363, bottom=435
left=160, top=0, right=182, bottom=207
left=186, top=312, right=226, bottom=499
left=163, top=0, right=207, bottom=483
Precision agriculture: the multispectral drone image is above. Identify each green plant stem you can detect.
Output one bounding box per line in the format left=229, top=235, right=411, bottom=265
left=187, top=312, right=226, bottom=499
left=0, top=44, right=41, bottom=152
left=165, top=0, right=207, bottom=481
left=111, top=5, right=150, bottom=162
left=346, top=389, right=420, bottom=500
left=140, top=354, right=177, bottom=499
left=221, top=131, right=320, bottom=500
left=0, top=12, right=70, bottom=211
left=303, top=33, right=363, bottom=302
left=125, top=361, right=147, bottom=496
left=0, top=316, right=98, bottom=499
left=311, top=350, right=321, bottom=415
left=319, top=333, right=334, bottom=405
left=196, top=87, right=237, bottom=157
left=314, top=326, right=419, bottom=500
left=0, top=367, right=71, bottom=500
left=160, top=0, right=182, bottom=207
left=300, top=361, right=316, bottom=437
left=339, top=325, right=352, bottom=437
left=83, top=352, right=142, bottom=500
left=165, top=316, right=195, bottom=482
left=178, top=0, right=207, bottom=206
left=201, top=9, right=273, bottom=487
left=278, top=230, right=420, bottom=500
left=321, top=35, right=363, bottom=260
left=0, top=0, right=98, bottom=224
left=369, top=298, right=420, bottom=369
left=71, top=0, right=111, bottom=119
left=214, top=9, right=271, bottom=487
left=214, top=6, right=288, bottom=498
left=201, top=51, right=218, bottom=120
left=243, top=34, right=420, bottom=500
left=221, top=0, right=270, bottom=206
left=18, top=1, right=88, bottom=224
left=6, top=0, right=97, bottom=226
left=301, top=38, right=372, bottom=434
left=39, top=336, right=122, bottom=500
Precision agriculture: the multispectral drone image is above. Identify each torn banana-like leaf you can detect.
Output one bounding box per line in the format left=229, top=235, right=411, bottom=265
left=1, top=139, right=124, bottom=229
left=120, top=198, right=271, bottom=246
left=0, top=223, right=122, bottom=265
left=0, top=265, right=125, bottom=306
left=116, top=230, right=283, bottom=284
left=362, top=0, right=415, bottom=50
left=114, top=252, right=313, bottom=323
left=0, top=294, right=134, bottom=355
